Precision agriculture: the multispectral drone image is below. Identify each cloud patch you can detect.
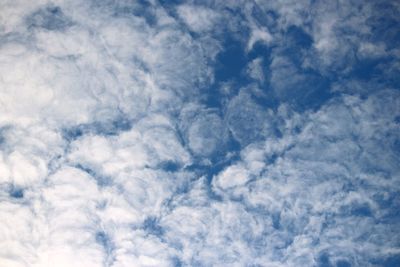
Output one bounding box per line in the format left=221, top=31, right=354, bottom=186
left=0, top=0, right=399, bottom=266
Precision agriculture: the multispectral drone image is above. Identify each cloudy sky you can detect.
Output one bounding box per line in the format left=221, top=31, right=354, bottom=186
left=0, top=0, right=399, bottom=266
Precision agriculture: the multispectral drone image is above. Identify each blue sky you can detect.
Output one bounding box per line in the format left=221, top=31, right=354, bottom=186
left=0, top=0, right=399, bottom=266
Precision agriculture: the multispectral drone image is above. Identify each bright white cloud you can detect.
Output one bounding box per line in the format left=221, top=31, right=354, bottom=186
left=0, top=0, right=399, bottom=266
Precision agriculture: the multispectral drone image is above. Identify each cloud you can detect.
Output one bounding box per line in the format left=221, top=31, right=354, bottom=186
left=247, top=57, right=265, bottom=83
left=179, top=104, right=229, bottom=159
left=177, top=4, right=220, bottom=33
left=0, top=0, right=399, bottom=266
left=225, top=90, right=273, bottom=146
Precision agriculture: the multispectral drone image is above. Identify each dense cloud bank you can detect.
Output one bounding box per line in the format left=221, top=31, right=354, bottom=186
left=0, top=0, right=399, bottom=266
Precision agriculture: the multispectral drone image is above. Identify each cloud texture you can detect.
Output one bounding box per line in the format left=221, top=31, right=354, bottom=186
left=0, top=0, right=399, bottom=266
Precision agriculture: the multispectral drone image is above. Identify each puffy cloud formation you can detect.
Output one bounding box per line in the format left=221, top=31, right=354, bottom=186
left=0, top=0, right=399, bottom=266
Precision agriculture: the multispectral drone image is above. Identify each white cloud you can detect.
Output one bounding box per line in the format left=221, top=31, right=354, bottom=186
left=225, top=90, right=272, bottom=146
left=247, top=26, right=273, bottom=51
left=213, top=163, right=250, bottom=190
left=247, top=57, right=265, bottom=82
left=177, top=4, right=220, bottom=33
left=0, top=1, right=399, bottom=266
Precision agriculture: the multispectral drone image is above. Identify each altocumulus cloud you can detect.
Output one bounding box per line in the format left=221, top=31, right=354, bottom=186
left=0, top=0, right=399, bottom=266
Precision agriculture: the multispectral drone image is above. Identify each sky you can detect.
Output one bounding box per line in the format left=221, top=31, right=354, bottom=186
left=0, top=0, right=399, bottom=266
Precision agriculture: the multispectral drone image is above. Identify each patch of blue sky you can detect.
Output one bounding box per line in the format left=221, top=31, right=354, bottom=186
left=95, top=230, right=115, bottom=266
left=74, top=163, right=112, bottom=187
left=9, top=185, right=24, bottom=199
left=143, top=216, right=165, bottom=237
left=62, top=115, right=132, bottom=141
